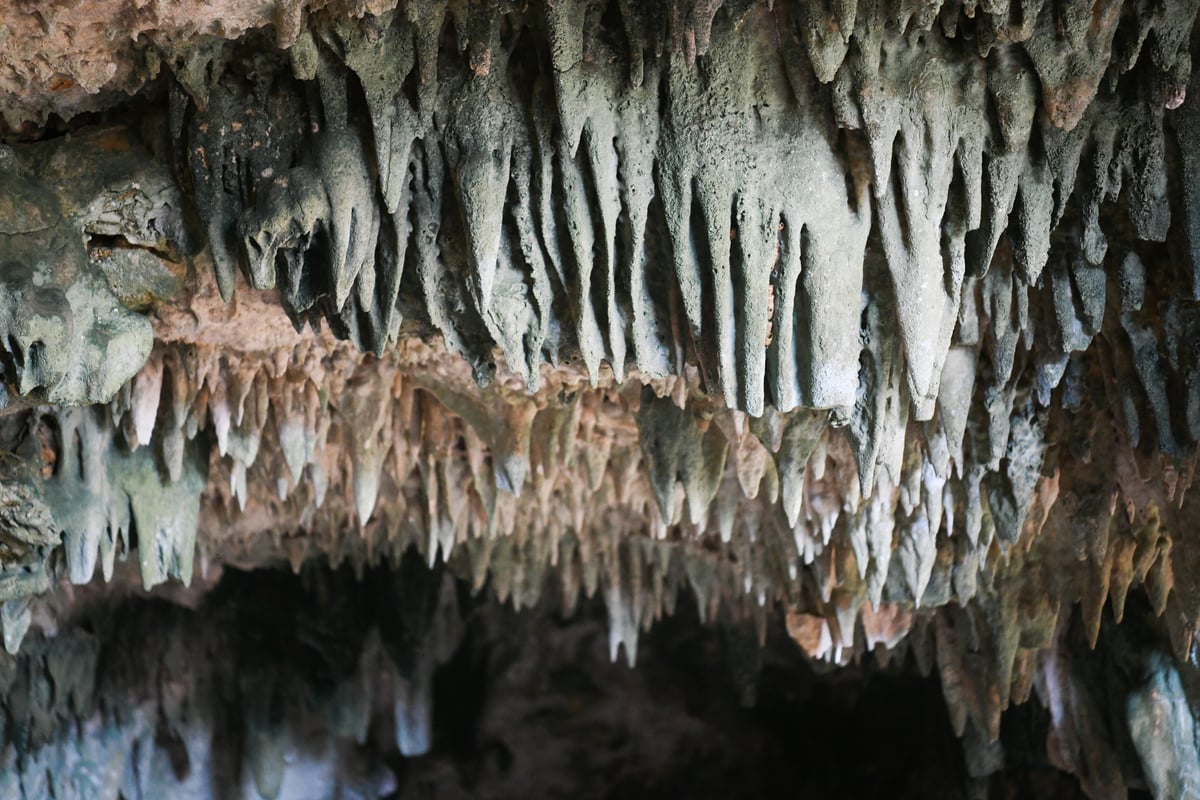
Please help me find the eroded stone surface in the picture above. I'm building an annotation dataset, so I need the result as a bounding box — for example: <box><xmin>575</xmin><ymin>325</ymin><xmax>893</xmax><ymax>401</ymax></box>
<box><xmin>0</xmin><ymin>127</ymin><xmax>186</xmax><ymax>410</ymax></box>
<box><xmin>0</xmin><ymin>0</ymin><xmax>405</xmax><ymax>129</ymax></box>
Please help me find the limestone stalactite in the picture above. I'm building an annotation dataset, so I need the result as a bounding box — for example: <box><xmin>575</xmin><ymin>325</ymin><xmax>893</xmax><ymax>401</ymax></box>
<box><xmin>2</xmin><ymin>0</ymin><xmax>1200</xmax><ymax>797</ymax></box>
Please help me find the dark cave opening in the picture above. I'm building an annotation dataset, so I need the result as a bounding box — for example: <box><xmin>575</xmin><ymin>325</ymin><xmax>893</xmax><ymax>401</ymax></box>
<box><xmin>1</xmin><ymin>556</ymin><xmax>1094</xmax><ymax>800</ymax></box>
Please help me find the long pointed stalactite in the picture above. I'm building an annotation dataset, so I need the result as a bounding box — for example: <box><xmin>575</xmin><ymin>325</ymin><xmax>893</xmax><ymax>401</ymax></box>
<box><xmin>4</xmin><ymin>0</ymin><xmax>1200</xmax><ymax>797</ymax></box>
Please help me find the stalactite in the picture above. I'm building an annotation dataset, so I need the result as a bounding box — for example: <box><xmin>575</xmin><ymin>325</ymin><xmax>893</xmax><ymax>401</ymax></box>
<box><xmin>3</xmin><ymin>0</ymin><xmax>1200</xmax><ymax>796</ymax></box>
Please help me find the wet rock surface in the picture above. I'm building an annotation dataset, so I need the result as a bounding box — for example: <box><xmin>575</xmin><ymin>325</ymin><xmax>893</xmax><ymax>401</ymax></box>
<box><xmin>2</xmin><ymin>0</ymin><xmax>1200</xmax><ymax>796</ymax></box>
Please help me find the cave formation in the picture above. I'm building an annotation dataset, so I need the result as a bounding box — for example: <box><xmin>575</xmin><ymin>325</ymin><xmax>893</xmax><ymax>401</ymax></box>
<box><xmin>2</xmin><ymin>0</ymin><xmax>1200</xmax><ymax>797</ymax></box>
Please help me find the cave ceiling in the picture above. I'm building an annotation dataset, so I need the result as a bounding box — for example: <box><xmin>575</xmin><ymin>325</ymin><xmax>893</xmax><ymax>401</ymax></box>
<box><xmin>2</xmin><ymin>0</ymin><xmax>1200</xmax><ymax>797</ymax></box>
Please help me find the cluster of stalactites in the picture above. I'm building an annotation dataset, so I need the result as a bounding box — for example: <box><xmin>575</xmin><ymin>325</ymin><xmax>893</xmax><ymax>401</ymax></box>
<box><xmin>0</xmin><ymin>0</ymin><xmax>1190</xmax><ymax>639</ymax></box>
<box><xmin>3</xmin><ymin>0</ymin><xmax>1200</xmax><ymax>794</ymax></box>
<box><xmin>0</xmin><ymin>4</ymin><xmax>1194</xmax><ymax>598</ymax></box>
<box><xmin>163</xmin><ymin>0</ymin><xmax>1200</xmax><ymax>675</ymax></box>
<box><xmin>183</xmin><ymin>0</ymin><xmax>1196</xmax><ymax>423</ymax></box>
<box><xmin>216</xmin><ymin>0</ymin><xmax>1200</xmax><ymax>659</ymax></box>
<box><xmin>17</xmin><ymin>293</ymin><xmax>1193</xmax><ymax>674</ymax></box>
